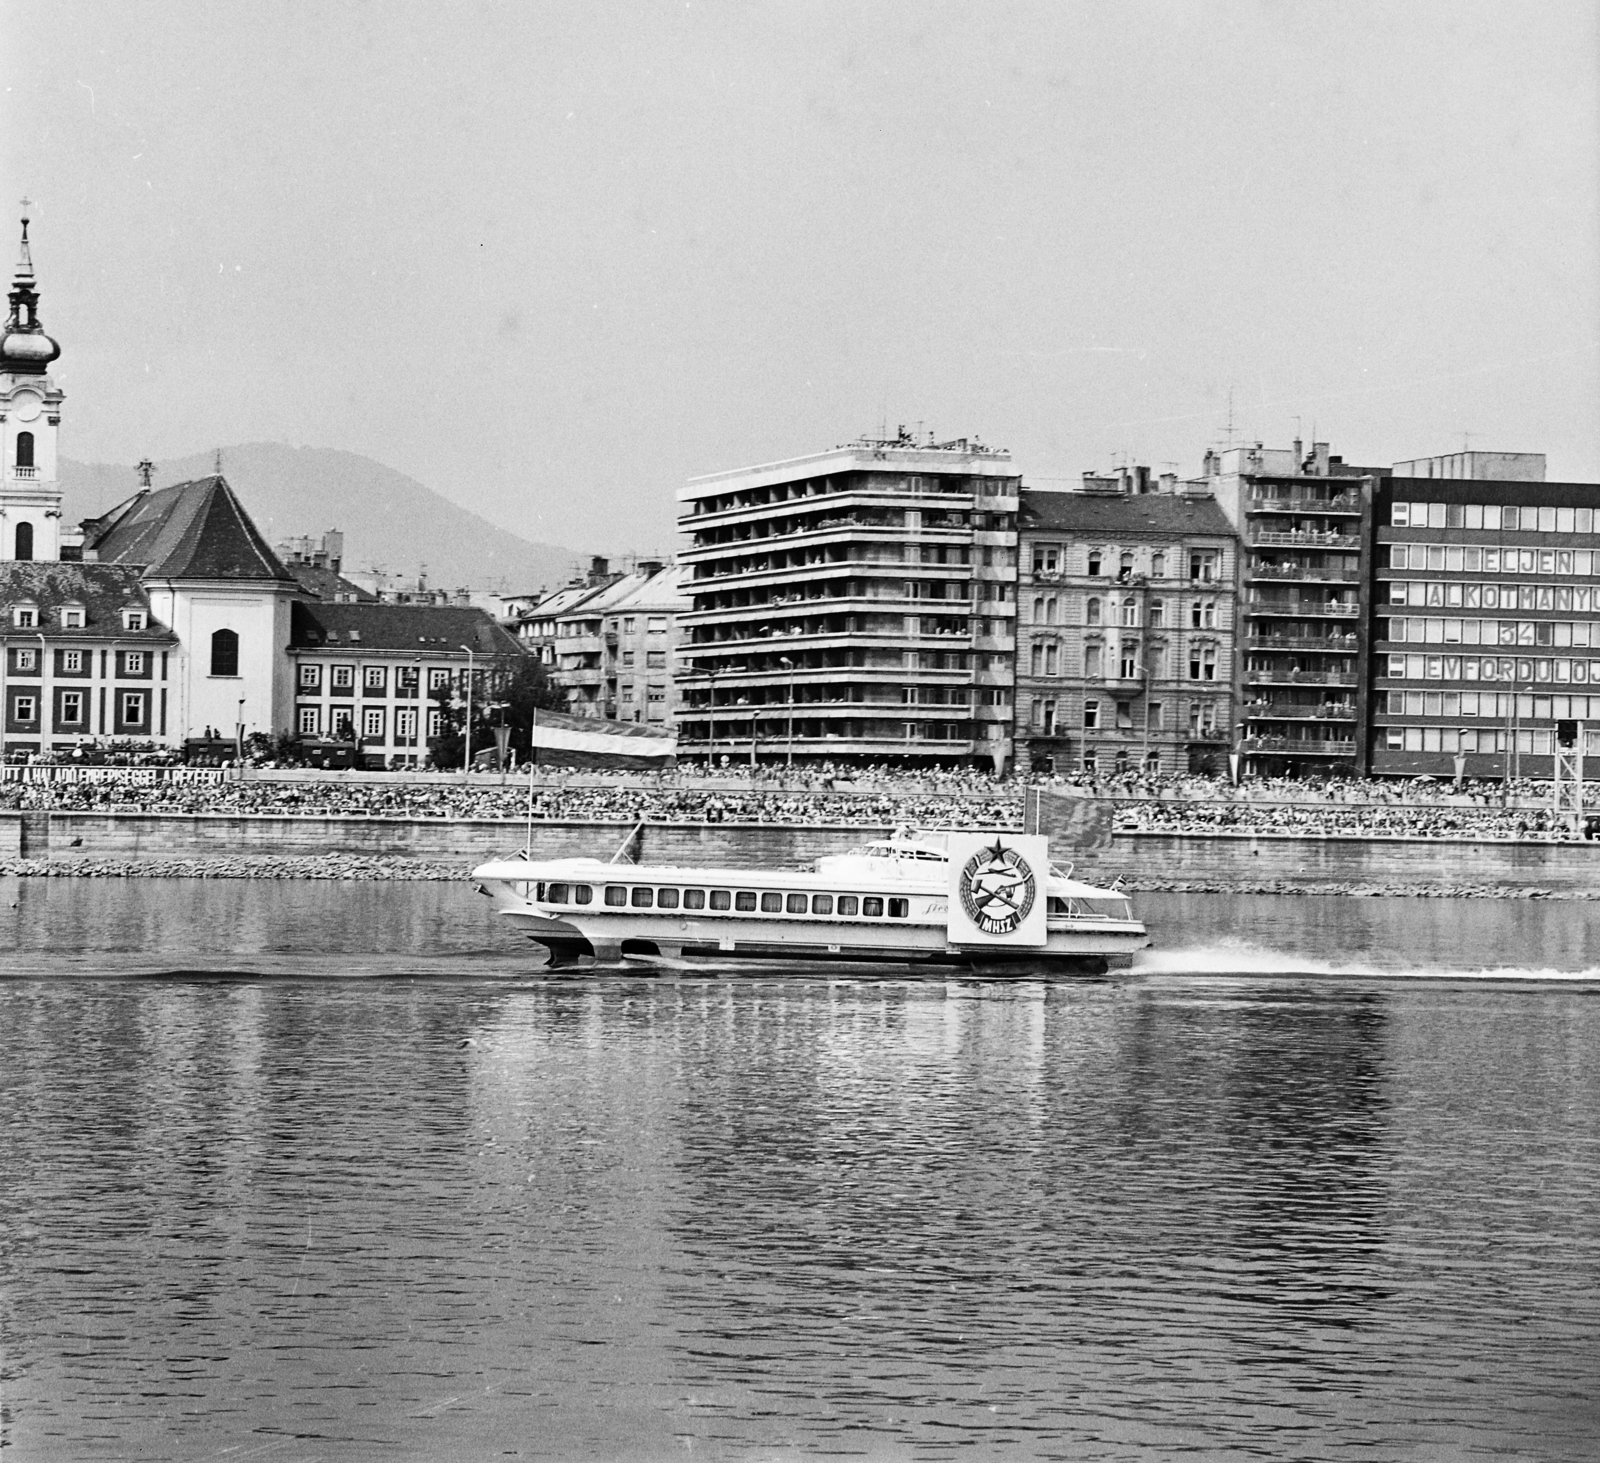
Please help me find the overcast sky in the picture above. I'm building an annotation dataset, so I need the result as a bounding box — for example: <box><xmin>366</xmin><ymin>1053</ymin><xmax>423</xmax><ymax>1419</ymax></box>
<box><xmin>3</xmin><ymin>1</ymin><xmax>1596</xmax><ymax>556</ymax></box>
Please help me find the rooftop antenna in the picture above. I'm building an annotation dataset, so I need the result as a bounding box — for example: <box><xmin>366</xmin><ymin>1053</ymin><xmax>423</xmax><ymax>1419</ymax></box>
<box><xmin>1221</xmin><ymin>389</ymin><xmax>1240</xmax><ymax>449</ymax></box>
<box><xmin>135</xmin><ymin>458</ymin><xmax>155</xmax><ymax>488</ymax></box>
<box><xmin>1459</xmin><ymin>428</ymin><xmax>1476</xmax><ymax>453</ymax></box>
<box><xmin>213</xmin><ymin>447</ymin><xmax>223</xmax><ymax>475</ymax></box>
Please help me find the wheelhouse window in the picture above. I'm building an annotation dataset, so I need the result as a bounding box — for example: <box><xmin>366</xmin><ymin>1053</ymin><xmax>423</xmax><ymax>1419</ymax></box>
<box><xmin>546</xmin><ymin>883</ymin><xmax>570</xmax><ymax>903</ymax></box>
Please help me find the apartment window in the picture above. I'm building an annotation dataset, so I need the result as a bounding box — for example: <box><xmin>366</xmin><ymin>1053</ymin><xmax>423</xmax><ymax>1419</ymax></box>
<box><xmin>1031</xmin><ymin>643</ymin><xmax>1043</xmax><ymax>675</ymax></box>
<box><xmin>429</xmin><ymin>669</ymin><xmax>451</xmax><ymax>691</ymax></box>
<box><xmin>1120</xmin><ymin>648</ymin><xmax>1140</xmax><ymax>679</ymax></box>
<box><xmin>365</xmin><ymin>665</ymin><xmax>387</xmax><ymax>692</ymax></box>
<box><xmin>1120</xmin><ymin>596</ymin><xmax>1138</xmax><ymax>627</ymax></box>
<box><xmin>1119</xmin><ymin>552</ymin><xmax>1135</xmax><ymax>580</ymax></box>
<box><xmin>122</xmin><ymin>609</ymin><xmax>146</xmax><ymax>631</ymax></box>
<box><xmin>1033</xmin><ymin>544</ymin><xmax>1059</xmax><ymax>575</ymax></box>
<box><xmin>1189</xmin><ymin>552</ymin><xmax>1216</xmax><ymax>582</ymax></box>
<box><xmin>1190</xmin><ymin>645</ymin><xmax>1217</xmax><ymax>681</ymax></box>
<box><xmin>12</xmin><ymin>648</ymin><xmax>36</xmax><ymax>673</ymax></box>
<box><xmin>363</xmin><ymin>707</ymin><xmax>385</xmax><ymax>739</ymax></box>
<box><xmin>1148</xmin><ymin>701</ymin><xmax>1164</xmax><ymax>731</ymax></box>
<box><xmin>1044</xmin><ymin>643</ymin><xmax>1057</xmax><ymax>676</ymax></box>
<box><xmin>13</xmin><ymin>606</ymin><xmax>37</xmax><ymax>629</ymax></box>
<box><xmin>61</xmin><ymin>606</ymin><xmax>84</xmax><ymax>629</ymax></box>
<box><xmin>623</xmin><ymin>617</ymin><xmax>636</xmax><ymax>634</ymax></box>
<box><xmin>1147</xmin><ymin>645</ymin><xmax>1166</xmax><ymax>679</ymax></box>
<box><xmin>298</xmin><ymin>706</ymin><xmax>321</xmax><ymax>736</ymax></box>
<box><xmin>299</xmin><ymin>664</ymin><xmax>322</xmax><ymax>691</ymax></box>
<box><xmin>1191</xmin><ymin>599</ymin><xmax>1216</xmax><ymax>629</ymax></box>
<box><xmin>1085</xmin><ymin>597</ymin><xmax>1102</xmax><ymax>626</ymax></box>
<box><xmin>1149</xmin><ymin>600</ymin><xmax>1165</xmax><ymax>628</ymax></box>
<box><xmin>121</xmin><ymin>651</ymin><xmax>147</xmax><ymax>676</ymax></box>
<box><xmin>1083</xmin><ymin>698</ymin><xmax>1099</xmax><ymax>729</ymax></box>
<box><xmin>59</xmin><ymin>691</ymin><xmax>85</xmax><ymax>724</ymax></box>
<box><xmin>1151</xmin><ymin>552</ymin><xmax>1166</xmax><ymax>578</ymax></box>
<box><xmin>119</xmin><ymin>691</ymin><xmax>146</xmax><ymax>725</ymax></box>
<box><xmin>426</xmin><ymin>706</ymin><xmax>443</xmax><ymax>737</ymax></box>
<box><xmin>622</xmin><ymin>651</ymin><xmax>635</xmax><ymax>668</ymax></box>
<box><xmin>646</xmin><ymin>651</ymin><xmax>666</xmax><ymax>669</ymax></box>
<box><xmin>1084</xmin><ymin>644</ymin><xmax>1102</xmax><ymax>678</ymax></box>
<box><xmin>61</xmin><ymin>650</ymin><xmax>83</xmax><ymax>674</ymax></box>
<box><xmin>331</xmin><ymin>664</ymin><xmax>355</xmax><ymax>691</ymax></box>
<box><xmin>647</xmin><ymin>616</ymin><xmax>667</xmax><ymax>632</ymax></box>
<box><xmin>13</xmin><ymin>694</ymin><xmax>37</xmax><ymax>723</ymax></box>
<box><xmin>397</xmin><ymin>667</ymin><xmax>419</xmax><ymax>694</ymax></box>
<box><xmin>1116</xmin><ymin>701</ymin><xmax>1133</xmax><ymax>729</ymax></box>
<box><xmin>1087</xmin><ymin>550</ymin><xmax>1103</xmax><ymax>576</ymax></box>
<box><xmin>395</xmin><ymin>708</ymin><xmax>418</xmax><ymax>741</ymax></box>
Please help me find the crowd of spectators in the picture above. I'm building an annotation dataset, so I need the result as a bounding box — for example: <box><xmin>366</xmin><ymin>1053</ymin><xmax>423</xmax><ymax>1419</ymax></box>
<box><xmin>1</xmin><ymin>762</ymin><xmax>1595</xmax><ymax>840</ymax></box>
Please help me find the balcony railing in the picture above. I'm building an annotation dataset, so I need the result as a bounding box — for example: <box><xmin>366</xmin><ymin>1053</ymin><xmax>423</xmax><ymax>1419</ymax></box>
<box><xmin>1246</xmin><ymin>599</ymin><xmax>1361</xmax><ymax>618</ymax></box>
<box><xmin>1247</xmin><ymin>632</ymin><xmax>1359</xmax><ymax>650</ymax></box>
<box><xmin>1244</xmin><ymin>702</ymin><xmax>1357</xmax><ymax>721</ymax></box>
<box><xmin>1245</xmin><ymin>670</ymin><xmax>1358</xmax><ymax>687</ymax></box>
<box><xmin>1246</xmin><ymin>492</ymin><xmax>1362</xmax><ymax>514</ymax></box>
<box><xmin>1240</xmin><ymin>735</ymin><xmax>1357</xmax><ymax>756</ymax></box>
<box><xmin>1247</xmin><ymin>563</ymin><xmax>1362</xmax><ymax>582</ymax></box>
<box><xmin>1248</xmin><ymin>530</ymin><xmax>1360</xmax><ymax>549</ymax></box>
<box><xmin>11</xmin><ymin>465</ymin><xmax>38</xmax><ymax>480</ymax></box>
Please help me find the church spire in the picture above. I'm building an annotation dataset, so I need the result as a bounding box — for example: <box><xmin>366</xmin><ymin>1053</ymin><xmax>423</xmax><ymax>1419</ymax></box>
<box><xmin>2</xmin><ymin>199</ymin><xmax>60</xmax><ymax>374</ymax></box>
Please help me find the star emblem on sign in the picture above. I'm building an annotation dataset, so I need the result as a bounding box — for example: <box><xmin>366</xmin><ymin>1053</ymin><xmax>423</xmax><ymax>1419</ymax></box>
<box><xmin>959</xmin><ymin>839</ymin><xmax>1036</xmax><ymax>935</ymax></box>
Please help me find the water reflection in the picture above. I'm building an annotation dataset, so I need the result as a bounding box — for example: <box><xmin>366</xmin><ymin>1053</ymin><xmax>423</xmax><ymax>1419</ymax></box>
<box><xmin>2</xmin><ymin>886</ymin><xmax>1599</xmax><ymax>1459</ymax></box>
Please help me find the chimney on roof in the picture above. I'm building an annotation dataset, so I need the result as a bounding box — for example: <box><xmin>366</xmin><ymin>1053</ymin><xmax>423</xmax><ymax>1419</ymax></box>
<box><xmin>588</xmin><ymin>555</ymin><xmax>610</xmax><ymax>585</ymax></box>
<box><xmin>638</xmin><ymin>558</ymin><xmax>665</xmax><ymax>577</ymax></box>
<box><xmin>324</xmin><ymin>530</ymin><xmax>343</xmax><ymax>573</ymax></box>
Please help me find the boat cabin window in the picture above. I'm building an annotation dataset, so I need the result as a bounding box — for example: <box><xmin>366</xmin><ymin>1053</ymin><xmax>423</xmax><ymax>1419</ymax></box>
<box><xmin>631</xmin><ymin>887</ymin><xmax>654</xmax><ymax>908</ymax></box>
<box><xmin>760</xmin><ymin>893</ymin><xmax>782</xmax><ymax>913</ymax></box>
<box><xmin>888</xmin><ymin>898</ymin><xmax>908</xmax><ymax>918</ymax></box>
<box><xmin>710</xmin><ymin>890</ymin><xmax>731</xmax><ymax>910</ymax></box>
<box><xmin>658</xmin><ymin>888</ymin><xmax>679</xmax><ymax>909</ymax></box>
<box><xmin>683</xmin><ymin>889</ymin><xmax>706</xmax><ymax>909</ymax></box>
<box><xmin>735</xmin><ymin>892</ymin><xmax>757</xmax><ymax>912</ymax></box>
<box><xmin>862</xmin><ymin>897</ymin><xmax>884</xmax><ymax>917</ymax></box>
<box><xmin>605</xmin><ymin>886</ymin><xmax>627</xmax><ymax>907</ymax></box>
<box><xmin>573</xmin><ymin>885</ymin><xmax>593</xmax><ymax>905</ymax></box>
<box><xmin>534</xmin><ymin>881</ymin><xmax>546</xmax><ymax>899</ymax></box>
<box><xmin>785</xmin><ymin>894</ymin><xmax>807</xmax><ymax>914</ymax></box>
<box><xmin>837</xmin><ymin>895</ymin><xmax>859</xmax><ymax>915</ymax></box>
<box><xmin>546</xmin><ymin>882</ymin><xmax>569</xmax><ymax>903</ymax></box>
<box><xmin>811</xmin><ymin>894</ymin><xmax>833</xmax><ymax>915</ymax></box>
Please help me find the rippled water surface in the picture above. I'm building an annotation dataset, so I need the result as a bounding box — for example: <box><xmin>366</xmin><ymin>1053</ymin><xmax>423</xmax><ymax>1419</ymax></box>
<box><xmin>3</xmin><ymin>879</ymin><xmax>1599</xmax><ymax>1460</ymax></box>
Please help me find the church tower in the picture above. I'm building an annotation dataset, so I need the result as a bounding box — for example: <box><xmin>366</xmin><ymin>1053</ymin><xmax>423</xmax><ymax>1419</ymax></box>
<box><xmin>0</xmin><ymin>201</ymin><xmax>66</xmax><ymax>561</ymax></box>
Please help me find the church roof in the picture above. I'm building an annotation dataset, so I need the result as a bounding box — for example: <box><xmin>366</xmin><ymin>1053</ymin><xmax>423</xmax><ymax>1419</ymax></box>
<box><xmin>83</xmin><ymin>475</ymin><xmax>297</xmax><ymax>582</ymax></box>
<box><xmin>289</xmin><ymin>601</ymin><xmax>523</xmax><ymax>656</ymax></box>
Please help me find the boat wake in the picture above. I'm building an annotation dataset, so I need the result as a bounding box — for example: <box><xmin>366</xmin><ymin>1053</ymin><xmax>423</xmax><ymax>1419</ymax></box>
<box><xmin>1133</xmin><ymin>940</ymin><xmax>1600</xmax><ymax>983</ymax></box>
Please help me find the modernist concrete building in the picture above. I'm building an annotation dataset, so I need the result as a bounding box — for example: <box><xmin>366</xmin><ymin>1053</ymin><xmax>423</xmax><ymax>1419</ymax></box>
<box><xmin>674</xmin><ymin>433</ymin><xmax>1018</xmax><ymax>767</ymax></box>
<box><xmin>1369</xmin><ymin>452</ymin><xmax>1600</xmax><ymax>780</ymax></box>
<box><xmin>1013</xmin><ymin>471</ymin><xmax>1237</xmax><ymax>776</ymax></box>
<box><xmin>1205</xmin><ymin>441</ymin><xmax>1384</xmax><ymax>778</ymax></box>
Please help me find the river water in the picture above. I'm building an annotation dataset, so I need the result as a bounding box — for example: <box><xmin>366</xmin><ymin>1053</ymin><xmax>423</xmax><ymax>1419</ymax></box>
<box><xmin>2</xmin><ymin>878</ymin><xmax>1598</xmax><ymax>1461</ymax></box>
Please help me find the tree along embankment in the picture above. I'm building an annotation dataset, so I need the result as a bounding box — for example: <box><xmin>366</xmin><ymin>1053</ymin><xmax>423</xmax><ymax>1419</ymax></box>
<box><xmin>0</xmin><ymin>811</ymin><xmax>1595</xmax><ymax>896</ymax></box>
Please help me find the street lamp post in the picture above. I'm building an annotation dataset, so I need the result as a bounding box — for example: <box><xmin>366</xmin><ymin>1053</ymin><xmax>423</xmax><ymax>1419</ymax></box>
<box><xmin>236</xmin><ymin>695</ymin><xmax>246</xmax><ymax>764</ymax></box>
<box><xmin>458</xmin><ymin>644</ymin><xmax>476</xmax><ymax>775</ymax></box>
<box><xmin>779</xmin><ymin>656</ymin><xmax>795</xmax><ymax>770</ymax></box>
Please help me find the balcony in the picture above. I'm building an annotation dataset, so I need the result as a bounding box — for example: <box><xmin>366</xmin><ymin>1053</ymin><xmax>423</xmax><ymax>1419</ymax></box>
<box><xmin>1247</xmin><ymin>632</ymin><xmax>1359</xmax><ymax>651</ymax></box>
<box><xmin>1245</xmin><ymin>491</ymin><xmax>1362</xmax><ymax>514</ymax></box>
<box><xmin>1246</xmin><ymin>599</ymin><xmax>1360</xmax><ymax>618</ymax></box>
<box><xmin>1245</xmin><ymin>669</ymin><xmax>1358</xmax><ymax>687</ymax></box>
<box><xmin>1244</xmin><ymin>702</ymin><xmax>1357</xmax><ymax>721</ymax></box>
<box><xmin>11</xmin><ymin>465</ymin><xmax>38</xmax><ymax>480</ymax></box>
<box><xmin>1241</xmin><ymin>735</ymin><xmax>1357</xmax><ymax>757</ymax></box>
<box><xmin>1247</xmin><ymin>563</ymin><xmax>1361</xmax><ymax>583</ymax></box>
<box><xmin>1248</xmin><ymin>530</ymin><xmax>1360</xmax><ymax>549</ymax></box>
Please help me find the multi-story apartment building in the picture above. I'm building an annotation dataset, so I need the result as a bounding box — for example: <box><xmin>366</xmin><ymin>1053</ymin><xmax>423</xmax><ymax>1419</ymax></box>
<box><xmin>1206</xmin><ymin>441</ymin><xmax>1384</xmax><ymax>778</ymax></box>
<box><xmin>1014</xmin><ymin>471</ymin><xmax>1237</xmax><ymax>776</ymax></box>
<box><xmin>513</xmin><ymin>557</ymin><xmax>687</xmax><ymax>722</ymax></box>
<box><xmin>1369</xmin><ymin>452</ymin><xmax>1600</xmax><ymax>779</ymax></box>
<box><xmin>675</xmin><ymin>434</ymin><xmax>1018</xmax><ymax>767</ymax></box>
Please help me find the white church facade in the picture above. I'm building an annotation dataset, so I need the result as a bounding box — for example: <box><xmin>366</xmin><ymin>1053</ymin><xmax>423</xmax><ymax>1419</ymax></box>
<box><xmin>0</xmin><ymin>207</ymin><xmax>519</xmax><ymax>761</ymax></box>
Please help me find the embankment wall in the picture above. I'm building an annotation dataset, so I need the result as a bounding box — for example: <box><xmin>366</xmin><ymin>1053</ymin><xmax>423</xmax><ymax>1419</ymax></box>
<box><xmin>1</xmin><ymin>811</ymin><xmax>1596</xmax><ymax>890</ymax></box>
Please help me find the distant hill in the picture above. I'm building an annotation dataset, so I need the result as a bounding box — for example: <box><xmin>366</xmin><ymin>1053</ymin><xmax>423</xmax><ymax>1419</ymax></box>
<box><xmin>60</xmin><ymin>443</ymin><xmax>586</xmax><ymax>595</ymax></box>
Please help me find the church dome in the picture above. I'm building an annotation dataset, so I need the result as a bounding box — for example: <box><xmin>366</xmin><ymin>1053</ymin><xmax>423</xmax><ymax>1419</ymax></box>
<box><xmin>0</xmin><ymin>328</ymin><xmax>59</xmax><ymax>370</ymax></box>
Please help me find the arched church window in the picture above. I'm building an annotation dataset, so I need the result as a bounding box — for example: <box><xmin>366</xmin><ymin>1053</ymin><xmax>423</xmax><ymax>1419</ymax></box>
<box><xmin>15</xmin><ymin>432</ymin><xmax>33</xmax><ymax>468</ymax></box>
<box><xmin>210</xmin><ymin>629</ymin><xmax>240</xmax><ymax>677</ymax></box>
<box><xmin>14</xmin><ymin>521</ymin><xmax>33</xmax><ymax>561</ymax></box>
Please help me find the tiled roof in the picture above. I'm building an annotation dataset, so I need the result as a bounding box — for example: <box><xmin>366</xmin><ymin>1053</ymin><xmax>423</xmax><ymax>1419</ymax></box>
<box><xmin>84</xmin><ymin>475</ymin><xmax>298</xmax><ymax>582</ymax></box>
<box><xmin>0</xmin><ymin>562</ymin><xmax>176</xmax><ymax>641</ymax></box>
<box><xmin>290</xmin><ymin>601</ymin><xmax>524</xmax><ymax>656</ymax></box>
<box><xmin>1021</xmin><ymin>489</ymin><xmax>1234</xmax><ymax>536</ymax></box>
<box><xmin>604</xmin><ymin>563</ymin><xmax>691</xmax><ymax>615</ymax></box>
<box><xmin>286</xmin><ymin>563</ymin><xmax>377</xmax><ymax>602</ymax></box>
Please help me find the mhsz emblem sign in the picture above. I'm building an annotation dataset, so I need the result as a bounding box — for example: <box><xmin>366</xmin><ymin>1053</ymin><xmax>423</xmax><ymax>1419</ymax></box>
<box><xmin>945</xmin><ymin>833</ymin><xmax>1050</xmax><ymax>947</ymax></box>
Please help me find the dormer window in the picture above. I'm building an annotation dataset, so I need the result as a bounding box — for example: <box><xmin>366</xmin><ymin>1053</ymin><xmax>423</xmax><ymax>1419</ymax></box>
<box><xmin>13</xmin><ymin>604</ymin><xmax>37</xmax><ymax>629</ymax></box>
<box><xmin>60</xmin><ymin>603</ymin><xmax>85</xmax><ymax>629</ymax></box>
<box><xmin>122</xmin><ymin>608</ymin><xmax>147</xmax><ymax>631</ymax></box>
